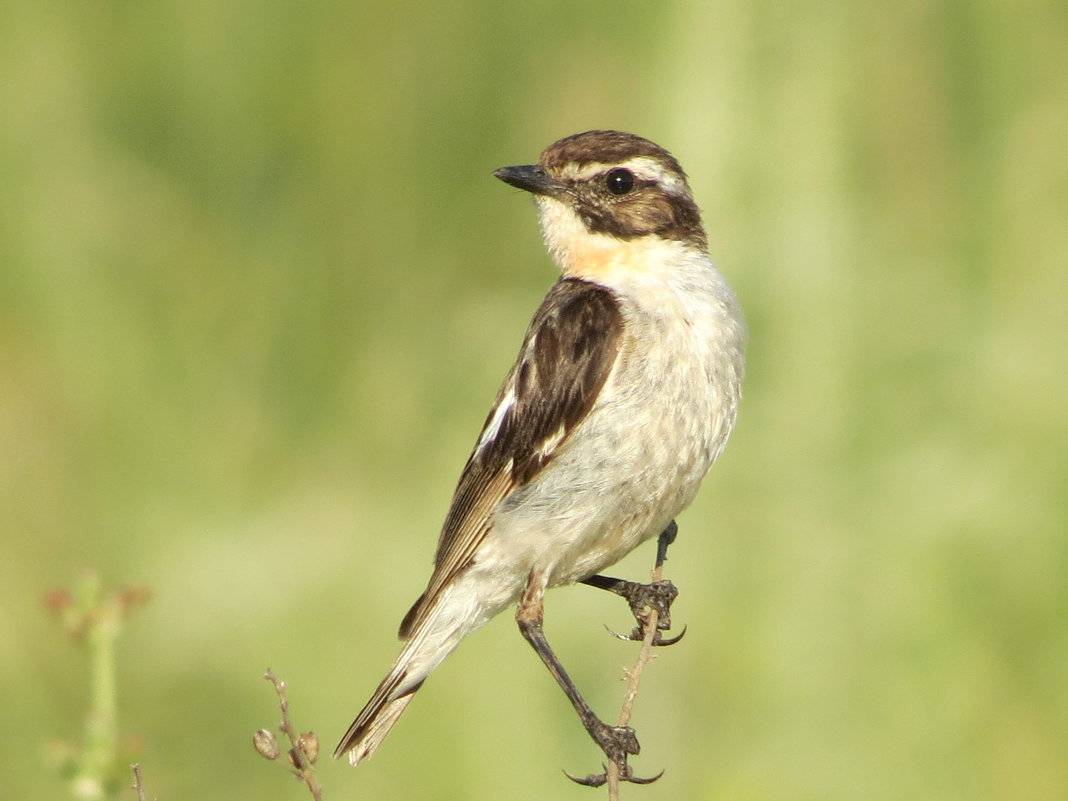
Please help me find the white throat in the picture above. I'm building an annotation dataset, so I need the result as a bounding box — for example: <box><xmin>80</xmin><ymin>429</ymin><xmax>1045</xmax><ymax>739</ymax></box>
<box><xmin>534</xmin><ymin>196</ymin><xmax>706</xmax><ymax>290</ymax></box>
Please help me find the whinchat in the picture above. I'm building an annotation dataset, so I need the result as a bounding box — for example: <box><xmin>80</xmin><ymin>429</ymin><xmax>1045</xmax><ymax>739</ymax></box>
<box><xmin>335</xmin><ymin>130</ymin><xmax>746</xmax><ymax>783</ymax></box>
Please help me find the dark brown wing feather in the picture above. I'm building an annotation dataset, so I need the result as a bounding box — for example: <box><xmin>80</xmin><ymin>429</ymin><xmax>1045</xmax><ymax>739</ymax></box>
<box><xmin>398</xmin><ymin>278</ymin><xmax>623</xmax><ymax>638</ymax></box>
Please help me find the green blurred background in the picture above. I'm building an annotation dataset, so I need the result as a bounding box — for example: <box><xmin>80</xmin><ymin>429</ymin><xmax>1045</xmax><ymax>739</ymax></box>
<box><xmin>2</xmin><ymin>0</ymin><xmax>1066</xmax><ymax>798</ymax></box>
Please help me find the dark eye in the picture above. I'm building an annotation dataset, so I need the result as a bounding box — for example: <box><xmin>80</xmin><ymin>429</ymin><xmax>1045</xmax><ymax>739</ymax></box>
<box><xmin>605</xmin><ymin>168</ymin><xmax>635</xmax><ymax>195</ymax></box>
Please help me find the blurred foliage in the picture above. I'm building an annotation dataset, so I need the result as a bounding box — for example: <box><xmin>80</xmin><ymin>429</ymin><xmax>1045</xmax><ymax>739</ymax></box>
<box><xmin>2</xmin><ymin>0</ymin><xmax>1066</xmax><ymax>799</ymax></box>
<box><xmin>41</xmin><ymin>574</ymin><xmax>150</xmax><ymax>800</ymax></box>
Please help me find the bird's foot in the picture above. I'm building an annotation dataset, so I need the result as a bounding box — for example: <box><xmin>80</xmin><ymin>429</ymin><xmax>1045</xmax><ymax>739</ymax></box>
<box><xmin>563</xmin><ymin>721</ymin><xmax>663</xmax><ymax>787</ymax></box>
<box><xmin>598</xmin><ymin>577</ymin><xmax>685</xmax><ymax>646</ymax></box>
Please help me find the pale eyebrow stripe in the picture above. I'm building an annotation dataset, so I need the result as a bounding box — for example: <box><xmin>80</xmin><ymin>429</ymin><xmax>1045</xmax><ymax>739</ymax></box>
<box><xmin>560</xmin><ymin>157</ymin><xmax>686</xmax><ymax>193</ymax></box>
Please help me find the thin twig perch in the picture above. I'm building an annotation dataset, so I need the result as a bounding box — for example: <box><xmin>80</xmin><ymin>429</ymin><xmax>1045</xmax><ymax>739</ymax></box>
<box><xmin>605</xmin><ymin>559</ymin><xmax>668</xmax><ymax>801</ymax></box>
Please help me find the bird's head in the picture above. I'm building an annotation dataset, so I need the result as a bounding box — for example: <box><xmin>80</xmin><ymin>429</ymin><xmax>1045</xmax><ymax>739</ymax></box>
<box><xmin>494</xmin><ymin>130</ymin><xmax>707</xmax><ymax>281</ymax></box>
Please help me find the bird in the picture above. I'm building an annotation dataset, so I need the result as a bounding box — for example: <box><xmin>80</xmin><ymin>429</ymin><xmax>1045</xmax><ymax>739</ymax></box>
<box><xmin>334</xmin><ymin>130</ymin><xmax>746</xmax><ymax>782</ymax></box>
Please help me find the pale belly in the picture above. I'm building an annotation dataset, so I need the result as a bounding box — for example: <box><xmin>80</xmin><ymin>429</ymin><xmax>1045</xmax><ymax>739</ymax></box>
<box><xmin>477</xmin><ymin>326</ymin><xmax>737</xmax><ymax>591</ymax></box>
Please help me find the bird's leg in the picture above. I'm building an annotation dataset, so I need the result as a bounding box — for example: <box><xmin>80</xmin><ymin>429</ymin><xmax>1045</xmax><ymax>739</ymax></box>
<box><xmin>654</xmin><ymin>519</ymin><xmax>678</xmax><ymax>570</ymax></box>
<box><xmin>516</xmin><ymin>570</ymin><xmax>660</xmax><ymax>786</ymax></box>
<box><xmin>581</xmin><ymin>521</ymin><xmax>686</xmax><ymax>646</ymax></box>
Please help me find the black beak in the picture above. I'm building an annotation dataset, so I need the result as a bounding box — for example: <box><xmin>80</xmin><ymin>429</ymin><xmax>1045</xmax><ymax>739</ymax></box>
<box><xmin>493</xmin><ymin>164</ymin><xmax>567</xmax><ymax>197</ymax></box>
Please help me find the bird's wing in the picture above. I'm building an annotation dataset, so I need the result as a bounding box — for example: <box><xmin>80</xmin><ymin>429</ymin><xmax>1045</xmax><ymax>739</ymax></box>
<box><xmin>398</xmin><ymin>278</ymin><xmax>624</xmax><ymax>638</ymax></box>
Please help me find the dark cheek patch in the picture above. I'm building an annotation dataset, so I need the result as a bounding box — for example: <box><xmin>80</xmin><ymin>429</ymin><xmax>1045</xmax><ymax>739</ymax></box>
<box><xmin>580</xmin><ymin>193</ymin><xmax>705</xmax><ymax>248</ymax></box>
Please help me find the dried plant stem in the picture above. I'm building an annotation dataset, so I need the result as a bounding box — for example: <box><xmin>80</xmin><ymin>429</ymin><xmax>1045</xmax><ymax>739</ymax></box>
<box><xmin>131</xmin><ymin>764</ymin><xmax>149</xmax><ymax>801</ymax></box>
<box><xmin>264</xmin><ymin>670</ymin><xmax>323</xmax><ymax>801</ymax></box>
<box><xmin>605</xmin><ymin>561</ymin><xmax>666</xmax><ymax>801</ymax></box>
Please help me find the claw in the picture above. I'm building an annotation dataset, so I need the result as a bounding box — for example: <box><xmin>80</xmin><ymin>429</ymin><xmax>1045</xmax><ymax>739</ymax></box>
<box><xmin>564</xmin><ymin>766</ymin><xmax>609</xmax><ymax>787</ymax></box>
<box><xmin>604</xmin><ymin>624</ymin><xmax>633</xmax><ymax>642</ymax></box>
<box><xmin>628</xmin><ymin>769</ymin><xmax>666</xmax><ymax>785</ymax></box>
<box><xmin>563</xmin><ymin>766</ymin><xmax>666</xmax><ymax>787</ymax></box>
<box><xmin>652</xmin><ymin>624</ymin><xmax>687</xmax><ymax>647</ymax></box>
<box><xmin>604</xmin><ymin>622</ymin><xmax>687</xmax><ymax>646</ymax></box>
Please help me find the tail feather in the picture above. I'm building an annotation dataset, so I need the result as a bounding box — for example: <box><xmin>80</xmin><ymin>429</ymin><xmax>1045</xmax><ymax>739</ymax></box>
<box><xmin>335</xmin><ymin>579</ymin><xmax>492</xmax><ymax>764</ymax></box>
<box><xmin>334</xmin><ymin>683</ymin><xmax>421</xmax><ymax>765</ymax></box>
<box><xmin>334</xmin><ymin>592</ymin><xmax>461</xmax><ymax>764</ymax></box>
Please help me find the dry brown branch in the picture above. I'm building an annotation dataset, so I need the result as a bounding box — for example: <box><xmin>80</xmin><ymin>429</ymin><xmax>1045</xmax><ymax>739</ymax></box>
<box><xmin>605</xmin><ymin>559</ymin><xmax>668</xmax><ymax>801</ymax></box>
<box><xmin>130</xmin><ymin>764</ymin><xmax>151</xmax><ymax>801</ymax></box>
<box><xmin>257</xmin><ymin>669</ymin><xmax>323</xmax><ymax>801</ymax></box>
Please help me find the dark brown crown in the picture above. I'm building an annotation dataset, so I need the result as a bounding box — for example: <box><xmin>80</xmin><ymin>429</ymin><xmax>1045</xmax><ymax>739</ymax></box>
<box><xmin>539</xmin><ymin>131</ymin><xmax>686</xmax><ymax>177</ymax></box>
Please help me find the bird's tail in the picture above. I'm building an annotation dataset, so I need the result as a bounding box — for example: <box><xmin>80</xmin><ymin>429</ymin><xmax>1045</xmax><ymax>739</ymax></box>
<box><xmin>333</xmin><ymin>667</ymin><xmax>423</xmax><ymax>765</ymax></box>
<box><xmin>334</xmin><ymin>588</ymin><xmax>478</xmax><ymax>765</ymax></box>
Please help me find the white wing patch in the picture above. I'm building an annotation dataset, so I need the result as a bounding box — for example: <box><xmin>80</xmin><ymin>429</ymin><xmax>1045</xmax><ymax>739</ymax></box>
<box><xmin>475</xmin><ymin>384</ymin><xmax>516</xmax><ymax>457</ymax></box>
<box><xmin>535</xmin><ymin>424</ymin><xmax>568</xmax><ymax>459</ymax></box>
